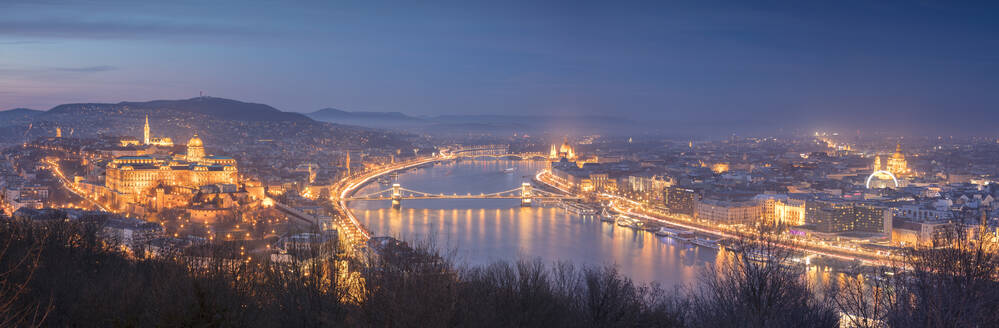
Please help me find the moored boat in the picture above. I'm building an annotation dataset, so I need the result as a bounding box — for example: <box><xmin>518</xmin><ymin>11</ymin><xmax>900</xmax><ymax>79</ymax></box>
<box><xmin>691</xmin><ymin>238</ymin><xmax>718</xmax><ymax>249</ymax></box>
<box><xmin>675</xmin><ymin>231</ymin><xmax>696</xmax><ymax>242</ymax></box>
<box><xmin>599</xmin><ymin>208</ymin><xmax>615</xmax><ymax>222</ymax></box>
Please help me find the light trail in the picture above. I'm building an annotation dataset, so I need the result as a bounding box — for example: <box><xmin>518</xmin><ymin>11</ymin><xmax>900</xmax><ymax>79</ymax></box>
<box><xmin>335</xmin><ymin>157</ymin><xmax>442</xmax><ymax>244</ymax></box>
<box><xmin>535</xmin><ymin>170</ymin><xmax>888</xmax><ymax>266</ymax></box>
<box><xmin>44</xmin><ymin>159</ymin><xmax>109</xmax><ymax>212</ymax></box>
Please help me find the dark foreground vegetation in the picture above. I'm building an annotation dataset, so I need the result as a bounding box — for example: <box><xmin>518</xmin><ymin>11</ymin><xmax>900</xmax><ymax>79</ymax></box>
<box><xmin>1</xmin><ymin>217</ymin><xmax>997</xmax><ymax>328</ymax></box>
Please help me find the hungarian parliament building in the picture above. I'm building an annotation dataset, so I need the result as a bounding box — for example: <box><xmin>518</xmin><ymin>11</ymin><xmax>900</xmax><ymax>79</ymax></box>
<box><xmin>104</xmin><ymin>117</ymin><xmax>238</xmax><ymax>207</ymax></box>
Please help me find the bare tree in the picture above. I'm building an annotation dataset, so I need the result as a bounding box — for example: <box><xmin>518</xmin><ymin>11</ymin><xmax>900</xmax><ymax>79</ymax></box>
<box><xmin>0</xmin><ymin>221</ymin><xmax>51</xmax><ymax>328</ymax></box>
<box><xmin>829</xmin><ymin>223</ymin><xmax>999</xmax><ymax>328</ymax></box>
<box><xmin>687</xmin><ymin>224</ymin><xmax>838</xmax><ymax>328</ymax></box>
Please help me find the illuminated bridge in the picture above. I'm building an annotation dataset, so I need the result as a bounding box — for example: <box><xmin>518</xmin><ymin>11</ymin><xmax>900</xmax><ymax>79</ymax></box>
<box><xmin>345</xmin><ymin>182</ymin><xmax>578</xmax><ymax>208</ymax></box>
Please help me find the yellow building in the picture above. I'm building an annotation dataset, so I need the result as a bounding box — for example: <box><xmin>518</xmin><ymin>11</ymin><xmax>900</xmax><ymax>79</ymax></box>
<box><xmin>106</xmin><ymin>134</ymin><xmax>237</xmax><ymax>206</ymax></box>
<box><xmin>549</xmin><ymin>137</ymin><xmax>576</xmax><ymax>160</ymax></box>
<box><xmin>548</xmin><ymin>138</ymin><xmax>599</xmax><ymax>169</ymax></box>
<box><xmin>695</xmin><ymin>198</ymin><xmax>761</xmax><ymax>225</ymax></box>
<box><xmin>756</xmin><ymin>195</ymin><xmax>806</xmax><ymax>226</ymax></box>
<box><xmin>143</xmin><ymin>115</ymin><xmax>174</xmax><ymax>147</ymax></box>
<box><xmin>886</xmin><ymin>142</ymin><xmax>910</xmax><ymax>176</ymax></box>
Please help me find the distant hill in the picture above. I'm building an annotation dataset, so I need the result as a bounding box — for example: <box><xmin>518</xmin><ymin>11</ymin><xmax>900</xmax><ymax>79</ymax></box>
<box><xmin>49</xmin><ymin>97</ymin><xmax>311</xmax><ymax>122</ymax></box>
<box><xmin>0</xmin><ymin>108</ymin><xmax>44</xmax><ymax>123</ymax></box>
<box><xmin>308</xmin><ymin>108</ymin><xmax>421</xmax><ymax>124</ymax></box>
<box><xmin>0</xmin><ymin>98</ymin><xmax>414</xmax><ymax>150</ymax></box>
<box><xmin>308</xmin><ymin>107</ymin><xmax>643</xmax><ymax>135</ymax></box>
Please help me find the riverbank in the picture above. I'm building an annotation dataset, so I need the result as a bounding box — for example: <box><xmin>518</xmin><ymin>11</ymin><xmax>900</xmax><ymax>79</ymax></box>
<box><xmin>532</xmin><ymin>169</ymin><xmax>889</xmax><ymax>266</ymax></box>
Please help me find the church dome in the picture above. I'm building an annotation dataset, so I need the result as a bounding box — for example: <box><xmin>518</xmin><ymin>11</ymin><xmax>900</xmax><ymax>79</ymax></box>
<box><xmin>892</xmin><ymin>143</ymin><xmax>905</xmax><ymax>160</ymax></box>
<box><xmin>188</xmin><ymin>134</ymin><xmax>204</xmax><ymax>147</ymax></box>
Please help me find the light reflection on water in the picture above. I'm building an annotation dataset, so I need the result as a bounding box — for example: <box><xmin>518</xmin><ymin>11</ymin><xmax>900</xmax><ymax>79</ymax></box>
<box><xmin>348</xmin><ymin>159</ymin><xmax>718</xmax><ymax>287</ymax></box>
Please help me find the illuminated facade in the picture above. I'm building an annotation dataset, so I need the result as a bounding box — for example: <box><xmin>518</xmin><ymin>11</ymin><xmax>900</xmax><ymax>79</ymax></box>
<box><xmin>695</xmin><ymin>198</ymin><xmax>761</xmax><ymax>225</ymax></box>
<box><xmin>106</xmin><ymin>134</ymin><xmax>237</xmax><ymax>205</ymax></box>
<box><xmin>665</xmin><ymin>186</ymin><xmax>699</xmax><ymax>217</ymax></box>
<box><xmin>710</xmin><ymin>163</ymin><xmax>729</xmax><ymax>174</ymax></box>
<box><xmin>143</xmin><ymin>115</ymin><xmax>174</xmax><ymax>147</ymax></box>
<box><xmin>119</xmin><ymin>137</ymin><xmax>141</xmax><ymax>147</ymax></box>
<box><xmin>806</xmin><ymin>200</ymin><xmax>891</xmax><ymax>234</ymax></box>
<box><xmin>186</xmin><ymin>134</ymin><xmax>205</xmax><ymax>162</ymax></box>
<box><xmin>549</xmin><ymin>137</ymin><xmax>576</xmax><ymax>160</ymax></box>
<box><xmin>756</xmin><ymin>195</ymin><xmax>806</xmax><ymax>226</ymax></box>
<box><xmin>886</xmin><ymin>143</ymin><xmax>910</xmax><ymax>176</ymax></box>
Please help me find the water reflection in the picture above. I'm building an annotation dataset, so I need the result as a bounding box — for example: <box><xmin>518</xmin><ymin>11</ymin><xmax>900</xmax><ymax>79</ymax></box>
<box><xmin>348</xmin><ymin>159</ymin><xmax>716</xmax><ymax>286</ymax></box>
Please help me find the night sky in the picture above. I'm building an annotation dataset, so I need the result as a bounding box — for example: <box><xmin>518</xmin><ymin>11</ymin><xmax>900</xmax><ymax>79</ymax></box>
<box><xmin>2</xmin><ymin>0</ymin><xmax>996</xmax><ymax>135</ymax></box>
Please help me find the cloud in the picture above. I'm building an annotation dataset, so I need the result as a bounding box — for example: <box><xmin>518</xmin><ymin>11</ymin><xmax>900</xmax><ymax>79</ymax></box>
<box><xmin>0</xmin><ymin>19</ymin><xmax>267</xmax><ymax>41</ymax></box>
<box><xmin>53</xmin><ymin>65</ymin><xmax>117</xmax><ymax>72</ymax></box>
<box><xmin>0</xmin><ymin>40</ymin><xmax>47</xmax><ymax>45</ymax></box>
<box><xmin>0</xmin><ymin>65</ymin><xmax>118</xmax><ymax>77</ymax></box>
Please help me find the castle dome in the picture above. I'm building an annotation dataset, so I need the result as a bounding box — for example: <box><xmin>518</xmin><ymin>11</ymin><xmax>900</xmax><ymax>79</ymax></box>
<box><xmin>188</xmin><ymin>134</ymin><xmax>204</xmax><ymax>147</ymax></box>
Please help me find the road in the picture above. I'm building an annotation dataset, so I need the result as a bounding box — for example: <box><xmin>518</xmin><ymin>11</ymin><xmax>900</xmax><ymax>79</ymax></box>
<box><xmin>534</xmin><ymin>169</ymin><xmax>894</xmax><ymax>266</ymax></box>
<box><xmin>330</xmin><ymin>156</ymin><xmax>443</xmax><ymax>247</ymax></box>
<box><xmin>43</xmin><ymin>159</ymin><xmax>109</xmax><ymax>212</ymax></box>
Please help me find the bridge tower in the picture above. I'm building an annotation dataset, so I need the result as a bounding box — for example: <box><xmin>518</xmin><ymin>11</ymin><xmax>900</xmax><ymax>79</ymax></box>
<box><xmin>391</xmin><ymin>183</ymin><xmax>402</xmax><ymax>209</ymax></box>
<box><xmin>521</xmin><ymin>182</ymin><xmax>532</xmax><ymax>207</ymax></box>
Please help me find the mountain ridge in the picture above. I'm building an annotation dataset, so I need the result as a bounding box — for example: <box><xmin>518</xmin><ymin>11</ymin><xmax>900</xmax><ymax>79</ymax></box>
<box><xmin>309</xmin><ymin>108</ymin><xmax>419</xmax><ymax>121</ymax></box>
<box><xmin>46</xmin><ymin>97</ymin><xmax>311</xmax><ymax>122</ymax></box>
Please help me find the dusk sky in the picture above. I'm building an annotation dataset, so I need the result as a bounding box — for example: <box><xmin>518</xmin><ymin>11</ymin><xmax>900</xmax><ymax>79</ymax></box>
<box><xmin>2</xmin><ymin>0</ymin><xmax>997</xmax><ymax>134</ymax></box>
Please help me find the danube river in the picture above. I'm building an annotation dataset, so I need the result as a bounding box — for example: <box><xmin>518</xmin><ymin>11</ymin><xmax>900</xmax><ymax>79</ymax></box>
<box><xmin>347</xmin><ymin>159</ymin><xmax>726</xmax><ymax>287</ymax></box>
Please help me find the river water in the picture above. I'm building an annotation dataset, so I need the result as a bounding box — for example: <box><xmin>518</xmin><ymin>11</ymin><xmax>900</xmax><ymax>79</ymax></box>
<box><xmin>346</xmin><ymin>159</ymin><xmax>736</xmax><ymax>287</ymax></box>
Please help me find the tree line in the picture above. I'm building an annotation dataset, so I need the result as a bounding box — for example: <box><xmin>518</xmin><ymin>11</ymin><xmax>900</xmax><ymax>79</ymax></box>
<box><xmin>0</xmin><ymin>215</ymin><xmax>996</xmax><ymax>328</ymax></box>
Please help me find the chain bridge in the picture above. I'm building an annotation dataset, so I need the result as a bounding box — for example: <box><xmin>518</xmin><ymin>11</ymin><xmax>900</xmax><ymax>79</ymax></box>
<box><xmin>344</xmin><ymin>182</ymin><xmax>578</xmax><ymax>208</ymax></box>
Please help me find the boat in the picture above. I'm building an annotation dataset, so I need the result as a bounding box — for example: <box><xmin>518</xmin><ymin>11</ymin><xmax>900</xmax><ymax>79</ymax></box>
<box><xmin>503</xmin><ymin>168</ymin><xmax>516</xmax><ymax>173</ymax></box>
<box><xmin>563</xmin><ymin>201</ymin><xmax>598</xmax><ymax>216</ymax></box>
<box><xmin>616</xmin><ymin>216</ymin><xmax>633</xmax><ymax>227</ymax></box>
<box><xmin>691</xmin><ymin>238</ymin><xmax>718</xmax><ymax>249</ymax></box>
<box><xmin>629</xmin><ymin>220</ymin><xmax>645</xmax><ymax>230</ymax></box>
<box><xmin>599</xmin><ymin>208</ymin><xmax>615</xmax><ymax>222</ymax></box>
<box><xmin>654</xmin><ymin>227</ymin><xmax>692</xmax><ymax>239</ymax></box>
<box><xmin>675</xmin><ymin>231</ymin><xmax>696</xmax><ymax>242</ymax></box>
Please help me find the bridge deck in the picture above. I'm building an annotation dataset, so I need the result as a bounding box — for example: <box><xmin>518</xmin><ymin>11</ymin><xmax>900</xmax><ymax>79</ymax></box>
<box><xmin>346</xmin><ymin>196</ymin><xmax>578</xmax><ymax>201</ymax></box>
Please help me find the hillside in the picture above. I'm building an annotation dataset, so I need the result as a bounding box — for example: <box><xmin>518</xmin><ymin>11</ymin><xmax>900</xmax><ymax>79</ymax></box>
<box><xmin>307</xmin><ymin>108</ymin><xmax>421</xmax><ymax>125</ymax></box>
<box><xmin>0</xmin><ymin>108</ymin><xmax>44</xmax><ymax>123</ymax></box>
<box><xmin>48</xmin><ymin>97</ymin><xmax>310</xmax><ymax>122</ymax></box>
<box><xmin>0</xmin><ymin>98</ymin><xmax>411</xmax><ymax>151</ymax></box>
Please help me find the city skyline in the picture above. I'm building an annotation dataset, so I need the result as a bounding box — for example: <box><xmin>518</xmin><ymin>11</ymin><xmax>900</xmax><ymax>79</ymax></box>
<box><xmin>3</xmin><ymin>2</ymin><xmax>999</xmax><ymax>326</ymax></box>
<box><xmin>2</xmin><ymin>1</ymin><xmax>998</xmax><ymax>135</ymax></box>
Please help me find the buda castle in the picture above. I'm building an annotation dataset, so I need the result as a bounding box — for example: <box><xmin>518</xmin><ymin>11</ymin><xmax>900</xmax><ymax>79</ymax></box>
<box><xmin>105</xmin><ymin>117</ymin><xmax>238</xmax><ymax>207</ymax></box>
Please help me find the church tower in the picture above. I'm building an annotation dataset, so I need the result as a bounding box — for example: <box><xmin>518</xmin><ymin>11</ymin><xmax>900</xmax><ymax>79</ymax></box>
<box><xmin>143</xmin><ymin>115</ymin><xmax>151</xmax><ymax>145</ymax></box>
